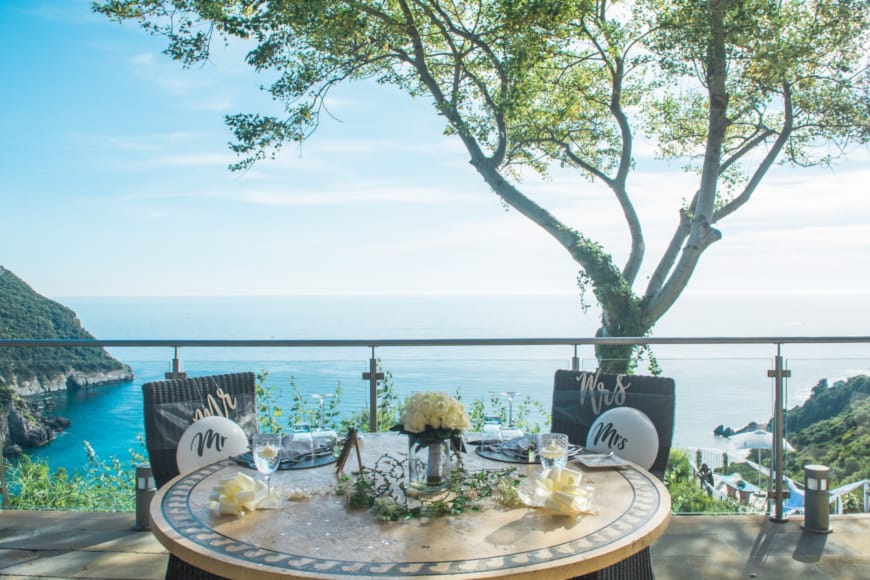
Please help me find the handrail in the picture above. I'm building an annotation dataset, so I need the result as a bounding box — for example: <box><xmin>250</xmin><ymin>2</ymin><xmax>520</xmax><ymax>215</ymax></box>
<box><xmin>2</xmin><ymin>335</ymin><xmax>870</xmax><ymax>348</ymax></box>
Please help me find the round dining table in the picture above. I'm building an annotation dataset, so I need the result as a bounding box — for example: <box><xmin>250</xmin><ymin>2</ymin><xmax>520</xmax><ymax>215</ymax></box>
<box><xmin>150</xmin><ymin>433</ymin><xmax>670</xmax><ymax>579</ymax></box>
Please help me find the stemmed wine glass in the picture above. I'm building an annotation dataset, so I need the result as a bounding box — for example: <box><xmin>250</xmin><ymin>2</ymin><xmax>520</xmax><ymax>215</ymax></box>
<box><xmin>311</xmin><ymin>393</ymin><xmax>338</xmax><ymax>456</ymax></box>
<box><xmin>252</xmin><ymin>433</ymin><xmax>282</xmax><ymax>495</ymax></box>
<box><xmin>499</xmin><ymin>391</ymin><xmax>524</xmax><ymax>439</ymax></box>
<box><xmin>311</xmin><ymin>393</ymin><xmax>335</xmax><ymax>429</ymax></box>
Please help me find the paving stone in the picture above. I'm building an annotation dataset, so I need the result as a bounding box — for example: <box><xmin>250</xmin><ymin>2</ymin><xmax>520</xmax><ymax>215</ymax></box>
<box><xmin>1</xmin><ymin>509</ymin><xmax>867</xmax><ymax>579</ymax></box>
<box><xmin>651</xmin><ymin>514</ymin><xmax>869</xmax><ymax>580</ymax></box>
<box><xmin>0</xmin><ymin>548</ymin><xmax>40</xmax><ymax>570</ymax></box>
<box><xmin>0</xmin><ymin>549</ymin><xmax>167</xmax><ymax>579</ymax></box>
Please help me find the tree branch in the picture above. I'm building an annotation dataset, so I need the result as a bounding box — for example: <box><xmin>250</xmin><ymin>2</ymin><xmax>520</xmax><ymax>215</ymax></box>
<box><xmin>644</xmin><ymin>0</ymin><xmax>730</xmax><ymax>324</ymax></box>
<box><xmin>645</xmin><ymin>208</ymin><xmax>691</xmax><ymax>299</ymax></box>
<box><xmin>715</xmin><ymin>83</ymin><xmax>794</xmax><ymax>222</ymax></box>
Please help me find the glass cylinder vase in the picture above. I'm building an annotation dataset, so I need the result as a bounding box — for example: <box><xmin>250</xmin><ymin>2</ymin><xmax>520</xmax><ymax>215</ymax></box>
<box><xmin>407</xmin><ymin>436</ymin><xmax>451</xmax><ymax>497</ymax></box>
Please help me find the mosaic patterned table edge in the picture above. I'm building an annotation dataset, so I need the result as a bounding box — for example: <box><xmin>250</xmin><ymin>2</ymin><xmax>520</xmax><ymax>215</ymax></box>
<box><xmin>161</xmin><ymin>462</ymin><xmax>664</xmax><ymax>578</ymax></box>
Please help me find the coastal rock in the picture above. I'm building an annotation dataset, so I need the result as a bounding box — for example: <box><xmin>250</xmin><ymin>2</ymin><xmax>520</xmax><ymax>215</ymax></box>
<box><xmin>713</xmin><ymin>420</ymin><xmax>770</xmax><ymax>438</ymax></box>
<box><xmin>7</xmin><ymin>402</ymin><xmax>58</xmax><ymax>448</ymax></box>
<box><xmin>4</xmin><ymin>442</ymin><xmax>22</xmax><ymax>457</ymax></box>
<box><xmin>8</xmin><ymin>367</ymin><xmax>134</xmax><ymax>397</ymax></box>
<box><xmin>46</xmin><ymin>416</ymin><xmax>72</xmax><ymax>430</ymax></box>
<box><xmin>713</xmin><ymin>424</ymin><xmax>734</xmax><ymax>437</ymax></box>
<box><xmin>67</xmin><ymin>368</ymin><xmax>134</xmax><ymax>390</ymax></box>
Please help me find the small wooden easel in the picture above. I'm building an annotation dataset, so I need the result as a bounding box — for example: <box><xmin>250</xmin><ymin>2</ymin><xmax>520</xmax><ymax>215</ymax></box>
<box><xmin>335</xmin><ymin>428</ymin><xmax>364</xmax><ymax>476</ymax></box>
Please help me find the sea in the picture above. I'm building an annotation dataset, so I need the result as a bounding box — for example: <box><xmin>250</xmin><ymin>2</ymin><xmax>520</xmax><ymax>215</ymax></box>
<box><xmin>24</xmin><ymin>293</ymin><xmax>870</xmax><ymax>474</ymax></box>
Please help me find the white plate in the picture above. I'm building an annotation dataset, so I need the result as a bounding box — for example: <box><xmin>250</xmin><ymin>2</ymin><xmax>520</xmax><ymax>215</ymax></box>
<box><xmin>574</xmin><ymin>453</ymin><xmax>627</xmax><ymax>469</ymax></box>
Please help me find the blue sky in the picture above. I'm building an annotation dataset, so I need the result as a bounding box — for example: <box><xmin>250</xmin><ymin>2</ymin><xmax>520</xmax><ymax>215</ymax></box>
<box><xmin>2</xmin><ymin>0</ymin><xmax>868</xmax><ymax>300</ymax></box>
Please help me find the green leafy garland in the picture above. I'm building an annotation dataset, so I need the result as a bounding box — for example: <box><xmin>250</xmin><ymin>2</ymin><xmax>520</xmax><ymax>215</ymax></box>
<box><xmin>336</xmin><ymin>452</ymin><xmax>525</xmax><ymax>521</ymax></box>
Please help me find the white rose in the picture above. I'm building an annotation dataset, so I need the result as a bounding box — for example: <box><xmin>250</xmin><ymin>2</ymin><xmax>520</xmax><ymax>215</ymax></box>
<box><xmin>399</xmin><ymin>392</ymin><xmax>470</xmax><ymax>433</ymax></box>
<box><xmin>456</xmin><ymin>411</ymin><xmax>471</xmax><ymax>430</ymax></box>
<box><xmin>443</xmin><ymin>400</ymin><xmax>470</xmax><ymax>430</ymax></box>
<box><xmin>433</xmin><ymin>399</ymin><xmax>449</xmax><ymax>418</ymax></box>
<box><xmin>403</xmin><ymin>409</ymin><xmax>427</xmax><ymax>433</ymax></box>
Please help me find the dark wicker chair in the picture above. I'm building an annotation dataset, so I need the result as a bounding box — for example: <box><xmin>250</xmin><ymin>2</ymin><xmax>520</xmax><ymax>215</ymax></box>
<box><xmin>551</xmin><ymin>369</ymin><xmax>675</xmax><ymax>580</ymax></box>
<box><xmin>142</xmin><ymin>372</ymin><xmax>258</xmax><ymax>580</ymax></box>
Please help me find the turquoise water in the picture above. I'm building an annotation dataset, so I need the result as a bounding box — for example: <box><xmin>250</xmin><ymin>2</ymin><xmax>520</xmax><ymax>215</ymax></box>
<box><xmin>23</xmin><ymin>293</ymin><xmax>870</xmax><ymax>473</ymax></box>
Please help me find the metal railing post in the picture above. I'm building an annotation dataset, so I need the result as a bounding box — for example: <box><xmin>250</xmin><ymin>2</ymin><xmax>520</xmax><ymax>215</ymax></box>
<box><xmin>767</xmin><ymin>344</ymin><xmax>791</xmax><ymax>523</ymax></box>
<box><xmin>165</xmin><ymin>346</ymin><xmax>187</xmax><ymax>379</ymax></box>
<box><xmin>571</xmin><ymin>344</ymin><xmax>580</xmax><ymax>371</ymax></box>
<box><xmin>0</xmin><ymin>454</ymin><xmax>6</xmax><ymax>508</ymax></box>
<box><xmin>362</xmin><ymin>347</ymin><xmax>384</xmax><ymax>432</ymax></box>
<box><xmin>865</xmin><ymin>481</ymin><xmax>869</xmax><ymax>513</ymax></box>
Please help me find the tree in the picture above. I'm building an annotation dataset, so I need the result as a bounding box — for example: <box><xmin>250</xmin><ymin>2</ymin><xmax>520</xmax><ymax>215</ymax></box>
<box><xmin>94</xmin><ymin>0</ymin><xmax>869</xmax><ymax>372</ymax></box>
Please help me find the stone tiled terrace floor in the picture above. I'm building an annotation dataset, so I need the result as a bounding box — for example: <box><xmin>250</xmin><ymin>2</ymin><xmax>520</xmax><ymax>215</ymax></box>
<box><xmin>0</xmin><ymin>510</ymin><xmax>867</xmax><ymax>579</ymax></box>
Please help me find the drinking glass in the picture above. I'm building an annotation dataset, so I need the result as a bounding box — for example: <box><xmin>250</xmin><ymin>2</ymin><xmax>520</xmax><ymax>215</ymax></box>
<box><xmin>499</xmin><ymin>391</ymin><xmax>524</xmax><ymax>439</ymax></box>
<box><xmin>252</xmin><ymin>433</ymin><xmax>282</xmax><ymax>494</ymax></box>
<box><xmin>311</xmin><ymin>393</ymin><xmax>335</xmax><ymax>429</ymax></box>
<box><xmin>538</xmin><ymin>432</ymin><xmax>569</xmax><ymax>470</ymax></box>
<box><xmin>311</xmin><ymin>393</ymin><xmax>339</xmax><ymax>458</ymax></box>
<box><xmin>292</xmin><ymin>422</ymin><xmax>314</xmax><ymax>463</ymax></box>
<box><xmin>482</xmin><ymin>414</ymin><xmax>503</xmax><ymax>449</ymax></box>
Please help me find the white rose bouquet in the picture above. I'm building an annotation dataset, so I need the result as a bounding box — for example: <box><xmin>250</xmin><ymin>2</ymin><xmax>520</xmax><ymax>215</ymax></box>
<box><xmin>391</xmin><ymin>391</ymin><xmax>471</xmax><ymax>444</ymax></box>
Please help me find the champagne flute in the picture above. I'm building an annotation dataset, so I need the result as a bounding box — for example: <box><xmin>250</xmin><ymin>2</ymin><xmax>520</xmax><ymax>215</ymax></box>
<box><xmin>252</xmin><ymin>433</ymin><xmax>282</xmax><ymax>495</ymax></box>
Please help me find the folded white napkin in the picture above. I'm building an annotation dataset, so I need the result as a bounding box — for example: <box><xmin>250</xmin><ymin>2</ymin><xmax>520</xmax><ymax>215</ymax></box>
<box><xmin>209</xmin><ymin>472</ymin><xmax>279</xmax><ymax>516</ymax></box>
<box><xmin>521</xmin><ymin>466</ymin><xmax>595</xmax><ymax>516</ymax></box>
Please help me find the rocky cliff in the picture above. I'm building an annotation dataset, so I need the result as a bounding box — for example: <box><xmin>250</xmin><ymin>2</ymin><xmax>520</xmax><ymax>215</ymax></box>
<box><xmin>0</xmin><ymin>266</ymin><xmax>134</xmax><ymax>453</ymax></box>
<box><xmin>6</xmin><ymin>368</ymin><xmax>134</xmax><ymax>398</ymax></box>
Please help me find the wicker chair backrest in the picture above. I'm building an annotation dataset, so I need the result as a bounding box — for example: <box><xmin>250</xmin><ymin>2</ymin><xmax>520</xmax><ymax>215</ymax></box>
<box><xmin>551</xmin><ymin>369</ymin><xmax>675</xmax><ymax>480</ymax></box>
<box><xmin>142</xmin><ymin>372</ymin><xmax>258</xmax><ymax>487</ymax></box>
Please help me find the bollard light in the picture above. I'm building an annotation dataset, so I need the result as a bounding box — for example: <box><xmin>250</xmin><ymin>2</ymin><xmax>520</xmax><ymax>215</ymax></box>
<box><xmin>806</xmin><ymin>474</ymin><xmax>826</xmax><ymax>491</ymax></box>
<box><xmin>134</xmin><ymin>463</ymin><xmax>157</xmax><ymax>531</ymax></box>
<box><xmin>802</xmin><ymin>464</ymin><xmax>832</xmax><ymax>534</ymax></box>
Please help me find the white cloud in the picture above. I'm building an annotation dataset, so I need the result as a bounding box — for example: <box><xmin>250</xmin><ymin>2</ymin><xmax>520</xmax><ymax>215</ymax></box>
<box><xmin>148</xmin><ymin>152</ymin><xmax>233</xmax><ymax>168</ymax></box>
<box><xmin>18</xmin><ymin>0</ymin><xmax>95</xmax><ymax>24</ymax></box>
<box><xmin>126</xmin><ymin>48</ymin><xmax>260</xmax><ymax>112</ymax></box>
<box><xmin>99</xmin><ymin>131</ymin><xmax>206</xmax><ymax>152</ymax></box>
<box><xmin>312</xmin><ymin>135</ymin><xmax>466</xmax><ymax>158</ymax></box>
<box><xmin>726</xmin><ymin>223</ymin><xmax>870</xmax><ymax>252</ymax></box>
<box><xmin>238</xmin><ymin>181</ymin><xmax>475</xmax><ymax>207</ymax></box>
<box><xmin>130</xmin><ymin>53</ymin><xmax>153</xmax><ymax>66</ymax></box>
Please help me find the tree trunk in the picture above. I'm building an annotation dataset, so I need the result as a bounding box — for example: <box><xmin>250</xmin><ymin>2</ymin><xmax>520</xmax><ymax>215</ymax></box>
<box><xmin>594</xmin><ymin>299</ymin><xmax>654</xmax><ymax>374</ymax></box>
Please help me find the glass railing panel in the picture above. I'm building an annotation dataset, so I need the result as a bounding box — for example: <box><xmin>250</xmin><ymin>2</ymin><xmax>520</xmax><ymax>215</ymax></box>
<box><xmin>2</xmin><ymin>342</ymin><xmax>867</xmax><ymax>516</ymax></box>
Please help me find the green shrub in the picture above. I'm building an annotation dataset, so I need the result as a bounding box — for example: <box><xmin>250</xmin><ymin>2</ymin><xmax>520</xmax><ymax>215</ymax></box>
<box><xmin>665</xmin><ymin>449</ymin><xmax>743</xmax><ymax>514</ymax></box>
<box><xmin>6</xmin><ymin>440</ymin><xmax>145</xmax><ymax>511</ymax></box>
